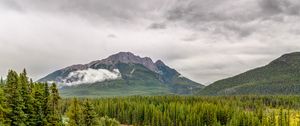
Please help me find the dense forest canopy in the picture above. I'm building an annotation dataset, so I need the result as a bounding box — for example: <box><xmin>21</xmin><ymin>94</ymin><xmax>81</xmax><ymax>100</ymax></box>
<box><xmin>1</xmin><ymin>70</ymin><xmax>300</xmax><ymax>126</ymax></box>
<box><xmin>0</xmin><ymin>70</ymin><xmax>119</xmax><ymax>126</ymax></box>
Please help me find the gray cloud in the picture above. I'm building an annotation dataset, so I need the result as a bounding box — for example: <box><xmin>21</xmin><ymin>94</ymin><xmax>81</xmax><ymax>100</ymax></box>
<box><xmin>148</xmin><ymin>23</ymin><xmax>167</xmax><ymax>30</ymax></box>
<box><xmin>10</xmin><ymin>0</ymin><xmax>170</xmax><ymax>22</ymax></box>
<box><xmin>164</xmin><ymin>0</ymin><xmax>300</xmax><ymax>38</ymax></box>
<box><xmin>259</xmin><ymin>0</ymin><xmax>284</xmax><ymax>15</ymax></box>
<box><xmin>0</xmin><ymin>0</ymin><xmax>300</xmax><ymax>84</ymax></box>
<box><xmin>259</xmin><ymin>0</ymin><xmax>300</xmax><ymax>16</ymax></box>
<box><xmin>107</xmin><ymin>34</ymin><xmax>117</xmax><ymax>38</ymax></box>
<box><xmin>181</xmin><ymin>34</ymin><xmax>198</xmax><ymax>42</ymax></box>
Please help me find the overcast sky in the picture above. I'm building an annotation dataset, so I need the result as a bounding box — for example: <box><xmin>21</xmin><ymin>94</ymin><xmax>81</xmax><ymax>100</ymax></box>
<box><xmin>1</xmin><ymin>0</ymin><xmax>300</xmax><ymax>85</ymax></box>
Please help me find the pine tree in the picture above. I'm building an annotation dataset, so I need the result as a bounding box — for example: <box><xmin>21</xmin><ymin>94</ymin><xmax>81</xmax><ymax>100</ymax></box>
<box><xmin>67</xmin><ymin>98</ymin><xmax>83</xmax><ymax>126</ymax></box>
<box><xmin>4</xmin><ymin>70</ymin><xmax>26</xmax><ymax>126</ymax></box>
<box><xmin>279</xmin><ymin>108</ymin><xmax>284</xmax><ymax>126</ymax></box>
<box><xmin>19</xmin><ymin>69</ymin><xmax>35</xmax><ymax>125</ymax></box>
<box><xmin>32</xmin><ymin>83</ymin><xmax>46</xmax><ymax>126</ymax></box>
<box><xmin>82</xmin><ymin>99</ymin><xmax>98</xmax><ymax>126</ymax></box>
<box><xmin>29</xmin><ymin>79</ymin><xmax>34</xmax><ymax>92</ymax></box>
<box><xmin>43</xmin><ymin>83</ymin><xmax>50</xmax><ymax>125</ymax></box>
<box><xmin>0</xmin><ymin>85</ymin><xmax>9</xmax><ymax>125</ymax></box>
<box><xmin>0</xmin><ymin>77</ymin><xmax>4</xmax><ymax>85</ymax></box>
<box><xmin>47</xmin><ymin>83</ymin><xmax>62</xmax><ymax>126</ymax></box>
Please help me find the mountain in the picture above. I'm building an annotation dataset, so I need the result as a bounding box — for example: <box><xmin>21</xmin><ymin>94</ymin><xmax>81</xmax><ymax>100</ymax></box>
<box><xmin>199</xmin><ymin>52</ymin><xmax>300</xmax><ymax>95</ymax></box>
<box><xmin>39</xmin><ymin>52</ymin><xmax>204</xmax><ymax>97</ymax></box>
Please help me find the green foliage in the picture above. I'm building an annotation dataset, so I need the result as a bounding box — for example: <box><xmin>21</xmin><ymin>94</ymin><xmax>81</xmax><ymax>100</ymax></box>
<box><xmin>19</xmin><ymin>69</ymin><xmax>35</xmax><ymax>125</ymax></box>
<box><xmin>60</xmin><ymin>80</ymin><xmax>172</xmax><ymax>97</ymax></box>
<box><xmin>66</xmin><ymin>98</ymin><xmax>82</xmax><ymax>126</ymax></box>
<box><xmin>32</xmin><ymin>83</ymin><xmax>47</xmax><ymax>125</ymax></box>
<box><xmin>0</xmin><ymin>70</ymin><xmax>123</xmax><ymax>126</ymax></box>
<box><xmin>3</xmin><ymin>69</ymin><xmax>300</xmax><ymax>126</ymax></box>
<box><xmin>99</xmin><ymin>116</ymin><xmax>120</xmax><ymax>126</ymax></box>
<box><xmin>0</xmin><ymin>77</ymin><xmax>4</xmax><ymax>85</ymax></box>
<box><xmin>1</xmin><ymin>70</ymin><xmax>64</xmax><ymax>126</ymax></box>
<box><xmin>66</xmin><ymin>98</ymin><xmax>121</xmax><ymax>126</ymax></box>
<box><xmin>47</xmin><ymin>83</ymin><xmax>63</xmax><ymax>126</ymax></box>
<box><xmin>5</xmin><ymin>70</ymin><xmax>26</xmax><ymax>126</ymax></box>
<box><xmin>199</xmin><ymin>52</ymin><xmax>300</xmax><ymax>95</ymax></box>
<box><xmin>82</xmin><ymin>99</ymin><xmax>98</xmax><ymax>126</ymax></box>
<box><xmin>60</xmin><ymin>96</ymin><xmax>300</xmax><ymax>126</ymax></box>
<box><xmin>0</xmin><ymin>84</ymin><xmax>9</xmax><ymax>125</ymax></box>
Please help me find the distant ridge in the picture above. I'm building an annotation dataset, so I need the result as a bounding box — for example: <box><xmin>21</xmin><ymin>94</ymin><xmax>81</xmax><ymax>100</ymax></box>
<box><xmin>199</xmin><ymin>52</ymin><xmax>300</xmax><ymax>95</ymax></box>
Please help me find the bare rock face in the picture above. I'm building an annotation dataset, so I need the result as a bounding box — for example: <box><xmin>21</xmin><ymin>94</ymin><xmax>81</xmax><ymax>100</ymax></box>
<box><xmin>88</xmin><ymin>52</ymin><xmax>160</xmax><ymax>72</ymax></box>
<box><xmin>155</xmin><ymin>60</ymin><xmax>166</xmax><ymax>67</ymax></box>
<box><xmin>64</xmin><ymin>64</ymin><xmax>88</xmax><ymax>71</ymax></box>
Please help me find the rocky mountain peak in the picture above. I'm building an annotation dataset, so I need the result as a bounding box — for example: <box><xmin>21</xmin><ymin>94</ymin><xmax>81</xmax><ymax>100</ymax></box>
<box><xmin>88</xmin><ymin>52</ymin><xmax>159</xmax><ymax>72</ymax></box>
<box><xmin>64</xmin><ymin>64</ymin><xmax>87</xmax><ymax>71</ymax></box>
<box><xmin>108</xmin><ymin>52</ymin><xmax>136</xmax><ymax>61</ymax></box>
<box><xmin>155</xmin><ymin>60</ymin><xmax>166</xmax><ymax>66</ymax></box>
<box><xmin>38</xmin><ymin>51</ymin><xmax>203</xmax><ymax>94</ymax></box>
<box><xmin>106</xmin><ymin>52</ymin><xmax>143</xmax><ymax>64</ymax></box>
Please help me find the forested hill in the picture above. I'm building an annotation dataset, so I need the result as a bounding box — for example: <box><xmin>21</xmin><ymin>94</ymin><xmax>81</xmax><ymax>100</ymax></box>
<box><xmin>199</xmin><ymin>52</ymin><xmax>300</xmax><ymax>95</ymax></box>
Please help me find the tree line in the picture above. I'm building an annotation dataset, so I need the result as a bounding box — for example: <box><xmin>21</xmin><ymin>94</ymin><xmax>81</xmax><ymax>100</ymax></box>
<box><xmin>0</xmin><ymin>69</ymin><xmax>62</xmax><ymax>126</ymax></box>
<box><xmin>60</xmin><ymin>96</ymin><xmax>300</xmax><ymax>126</ymax></box>
<box><xmin>0</xmin><ymin>70</ymin><xmax>120</xmax><ymax>126</ymax></box>
<box><xmin>1</xmin><ymin>70</ymin><xmax>300</xmax><ymax>126</ymax></box>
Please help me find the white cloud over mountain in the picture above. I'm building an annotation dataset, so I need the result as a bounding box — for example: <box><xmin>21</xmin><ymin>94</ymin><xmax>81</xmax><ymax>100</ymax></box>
<box><xmin>64</xmin><ymin>69</ymin><xmax>121</xmax><ymax>86</ymax></box>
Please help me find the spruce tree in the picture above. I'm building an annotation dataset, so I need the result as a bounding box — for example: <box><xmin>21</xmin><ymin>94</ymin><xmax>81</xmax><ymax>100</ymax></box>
<box><xmin>47</xmin><ymin>83</ymin><xmax>62</xmax><ymax>126</ymax></box>
<box><xmin>43</xmin><ymin>83</ymin><xmax>50</xmax><ymax>125</ymax></box>
<box><xmin>32</xmin><ymin>83</ymin><xmax>46</xmax><ymax>126</ymax></box>
<box><xmin>0</xmin><ymin>85</ymin><xmax>9</xmax><ymax>125</ymax></box>
<box><xmin>0</xmin><ymin>77</ymin><xmax>4</xmax><ymax>85</ymax></box>
<box><xmin>19</xmin><ymin>69</ymin><xmax>35</xmax><ymax>125</ymax></box>
<box><xmin>29</xmin><ymin>79</ymin><xmax>34</xmax><ymax>93</ymax></box>
<box><xmin>82</xmin><ymin>99</ymin><xmax>98</xmax><ymax>126</ymax></box>
<box><xmin>4</xmin><ymin>70</ymin><xmax>26</xmax><ymax>126</ymax></box>
<box><xmin>67</xmin><ymin>98</ymin><xmax>83</xmax><ymax>126</ymax></box>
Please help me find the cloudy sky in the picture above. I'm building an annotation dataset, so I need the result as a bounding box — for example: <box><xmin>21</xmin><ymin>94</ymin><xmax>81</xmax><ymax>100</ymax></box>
<box><xmin>0</xmin><ymin>0</ymin><xmax>300</xmax><ymax>85</ymax></box>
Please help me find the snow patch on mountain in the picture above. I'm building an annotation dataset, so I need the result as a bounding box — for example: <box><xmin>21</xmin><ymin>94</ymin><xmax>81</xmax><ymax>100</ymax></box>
<box><xmin>64</xmin><ymin>68</ymin><xmax>121</xmax><ymax>86</ymax></box>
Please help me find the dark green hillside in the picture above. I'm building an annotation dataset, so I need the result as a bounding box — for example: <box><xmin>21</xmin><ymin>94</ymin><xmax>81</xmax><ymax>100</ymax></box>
<box><xmin>60</xmin><ymin>80</ymin><xmax>171</xmax><ymax>97</ymax></box>
<box><xmin>199</xmin><ymin>52</ymin><xmax>300</xmax><ymax>95</ymax></box>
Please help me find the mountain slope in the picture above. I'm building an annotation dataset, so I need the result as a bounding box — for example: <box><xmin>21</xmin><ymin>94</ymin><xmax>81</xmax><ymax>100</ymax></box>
<box><xmin>199</xmin><ymin>52</ymin><xmax>300</xmax><ymax>95</ymax></box>
<box><xmin>39</xmin><ymin>52</ymin><xmax>204</xmax><ymax>97</ymax></box>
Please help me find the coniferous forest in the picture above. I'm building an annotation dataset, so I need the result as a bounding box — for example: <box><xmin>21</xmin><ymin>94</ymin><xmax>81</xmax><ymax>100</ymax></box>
<box><xmin>2</xmin><ymin>70</ymin><xmax>300</xmax><ymax>126</ymax></box>
<box><xmin>2</xmin><ymin>0</ymin><xmax>300</xmax><ymax>125</ymax></box>
<box><xmin>0</xmin><ymin>70</ymin><xmax>120</xmax><ymax>126</ymax></box>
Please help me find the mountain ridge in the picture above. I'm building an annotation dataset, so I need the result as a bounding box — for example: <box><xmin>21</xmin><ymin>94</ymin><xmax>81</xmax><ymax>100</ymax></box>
<box><xmin>39</xmin><ymin>52</ymin><xmax>204</xmax><ymax>97</ymax></box>
<box><xmin>199</xmin><ymin>52</ymin><xmax>300</xmax><ymax>95</ymax></box>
